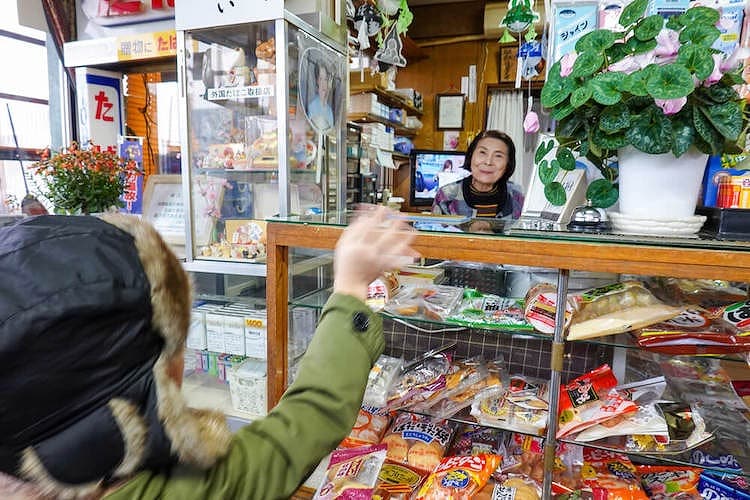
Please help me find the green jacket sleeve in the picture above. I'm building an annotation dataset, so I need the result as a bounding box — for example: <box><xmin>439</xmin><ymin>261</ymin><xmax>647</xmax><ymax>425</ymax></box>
<box><xmin>105</xmin><ymin>293</ymin><xmax>384</xmax><ymax>500</ymax></box>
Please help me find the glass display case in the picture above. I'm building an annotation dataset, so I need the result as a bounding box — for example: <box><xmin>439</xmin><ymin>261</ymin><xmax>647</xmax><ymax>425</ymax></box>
<box><xmin>176</xmin><ymin>8</ymin><xmax>347</xmax><ymax>264</ymax></box>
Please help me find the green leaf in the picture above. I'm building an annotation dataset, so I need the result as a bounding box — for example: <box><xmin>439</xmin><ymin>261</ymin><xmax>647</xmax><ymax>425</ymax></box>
<box><xmin>670</xmin><ymin>115</ymin><xmax>696</xmax><ymax>157</ymax></box>
<box><xmin>551</xmin><ymin>101</ymin><xmax>576</xmax><ymax>120</ymax></box>
<box><xmin>575</xmin><ymin>29</ymin><xmax>617</xmax><ymax>53</ymax></box>
<box><xmin>593</xmin><ymin>128</ymin><xmax>629</xmax><ymax>150</ymax></box>
<box><xmin>703</xmin><ymin>84</ymin><xmax>739</xmax><ymax>104</ymax></box>
<box><xmin>556</xmin><ymin>147</ymin><xmax>576</xmax><ymax>170</ymax></box>
<box><xmin>634</xmin><ymin>15</ymin><xmax>664</xmax><ymax>41</ymax></box>
<box><xmin>680</xmin><ymin>24</ymin><xmax>721</xmax><ymax>47</ymax></box>
<box><xmin>676</xmin><ymin>45</ymin><xmax>715</xmax><ymax>81</ymax></box>
<box><xmin>599</xmin><ymin>104</ymin><xmax>630</xmax><ymax>134</ymax></box>
<box><xmin>571</xmin><ymin>52</ymin><xmax>605</xmax><ymax>78</ymax></box>
<box><xmin>693</xmin><ymin>106</ymin><xmax>723</xmax><ymax>154</ymax></box>
<box><xmin>544</xmin><ymin>182</ymin><xmax>567</xmax><ymax>206</ymax></box>
<box><xmin>538</xmin><ymin>158</ymin><xmax>560</xmax><ymax>185</ymax></box>
<box><xmin>619</xmin><ymin>0</ymin><xmax>648</xmax><ymax>27</ymax></box>
<box><xmin>541</xmin><ymin>61</ymin><xmax>573</xmax><ymax>107</ymax></box>
<box><xmin>557</xmin><ymin>114</ymin><xmax>585</xmax><ymax>137</ymax></box>
<box><xmin>535</xmin><ymin>140</ymin><xmax>555</xmax><ymax>163</ymax></box>
<box><xmin>591</xmin><ymin>72</ymin><xmax>623</xmax><ymax>105</ymax></box>
<box><xmin>702</xmin><ymin>101</ymin><xmax>743</xmax><ymax>141</ymax></box>
<box><xmin>626</xmin><ymin>106</ymin><xmax>673</xmax><ymax>154</ymax></box>
<box><xmin>606</xmin><ymin>42</ymin><xmax>630</xmax><ymax>63</ymax></box>
<box><xmin>586</xmin><ymin>179</ymin><xmax>619</xmax><ymax>208</ymax></box>
<box><xmin>622</xmin><ymin>70</ymin><xmax>649</xmax><ymax>96</ymax></box>
<box><xmin>665</xmin><ymin>16</ymin><xmax>682</xmax><ymax>30</ymax></box>
<box><xmin>646</xmin><ymin>64</ymin><xmax>694</xmax><ymax>99</ymax></box>
<box><xmin>628</xmin><ymin>38</ymin><xmax>657</xmax><ymax>55</ymax></box>
<box><xmin>571</xmin><ymin>85</ymin><xmax>593</xmax><ymax>108</ymax></box>
<box><xmin>678</xmin><ymin>6</ymin><xmax>720</xmax><ymax>27</ymax></box>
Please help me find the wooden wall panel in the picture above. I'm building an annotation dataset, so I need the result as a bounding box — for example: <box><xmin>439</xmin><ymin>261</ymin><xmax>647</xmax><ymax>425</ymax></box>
<box><xmin>125</xmin><ymin>72</ymin><xmax>161</xmax><ymax>176</ymax></box>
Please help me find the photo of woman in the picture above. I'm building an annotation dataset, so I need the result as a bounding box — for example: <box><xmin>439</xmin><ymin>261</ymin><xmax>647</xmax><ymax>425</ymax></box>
<box><xmin>298</xmin><ymin>46</ymin><xmax>343</xmax><ymax>134</ymax></box>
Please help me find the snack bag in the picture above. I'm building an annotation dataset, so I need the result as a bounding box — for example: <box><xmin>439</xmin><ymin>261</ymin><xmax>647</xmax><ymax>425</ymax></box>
<box><xmin>634</xmin><ymin>306</ymin><xmax>750</xmax><ymax>355</ymax></box>
<box><xmin>385</xmin><ymin>284</ymin><xmax>464</xmax><ymax>322</ymax></box>
<box><xmin>374</xmin><ymin>459</ymin><xmax>429</xmax><ymax>500</ymax></box>
<box><xmin>448</xmin><ymin>289</ymin><xmax>533</xmax><ymax>331</ymax></box>
<box><xmin>566</xmin><ymin>281</ymin><xmax>682</xmax><ymax>341</ymax></box>
<box><xmin>499</xmin><ymin>433</ymin><xmax>545</xmax><ymax>485</ymax></box>
<box><xmin>636</xmin><ymin>465</ymin><xmax>702</xmax><ymax>499</ymax></box>
<box><xmin>580</xmin><ymin>448</ymin><xmax>648</xmax><ymax>500</ymax></box>
<box><xmin>363</xmin><ymin>355</ymin><xmax>403</xmax><ymax>407</ymax></box>
<box><xmin>698</xmin><ymin>472</ymin><xmax>750</xmax><ymax>500</ymax></box>
<box><xmin>380</xmin><ymin>413</ymin><xmax>455</xmax><ymax>473</ymax></box>
<box><xmin>523</xmin><ymin>283</ymin><xmax>574</xmax><ymax>334</ymax></box>
<box><xmin>414</xmin><ymin>454</ymin><xmax>502</xmax><ymax>499</ymax></box>
<box><xmin>557</xmin><ymin>365</ymin><xmax>627</xmax><ymax>439</ymax></box>
<box><xmin>448</xmin><ymin>424</ymin><xmax>506</xmax><ymax>457</ymax></box>
<box><xmin>366</xmin><ymin>272</ymin><xmax>400</xmax><ymax>312</ymax></box>
<box><xmin>471</xmin><ymin>376</ymin><xmax>549</xmax><ymax>435</ymax></box>
<box><xmin>647</xmin><ymin>277</ymin><xmax>747</xmax><ymax>308</ymax></box>
<box><xmin>314</xmin><ymin>444</ymin><xmax>387</xmax><ymax>499</ymax></box>
<box><xmin>340</xmin><ymin>405</ymin><xmax>392</xmax><ymax>449</ymax></box>
<box><xmin>387</xmin><ymin>353</ymin><xmax>452</xmax><ymax>410</ymax></box>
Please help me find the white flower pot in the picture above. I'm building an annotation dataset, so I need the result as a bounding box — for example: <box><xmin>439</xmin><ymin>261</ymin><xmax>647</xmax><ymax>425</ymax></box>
<box><xmin>617</xmin><ymin>146</ymin><xmax>708</xmax><ymax>220</ymax></box>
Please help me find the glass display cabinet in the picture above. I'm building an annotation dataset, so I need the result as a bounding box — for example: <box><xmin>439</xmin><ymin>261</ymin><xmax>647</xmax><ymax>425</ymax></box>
<box><xmin>176</xmin><ymin>3</ymin><xmax>347</xmax><ymax>265</ymax></box>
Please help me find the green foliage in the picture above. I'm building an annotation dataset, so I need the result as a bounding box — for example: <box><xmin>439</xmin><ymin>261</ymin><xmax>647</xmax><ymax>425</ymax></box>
<box><xmin>537</xmin><ymin>3</ymin><xmax>749</xmax><ymax>207</ymax></box>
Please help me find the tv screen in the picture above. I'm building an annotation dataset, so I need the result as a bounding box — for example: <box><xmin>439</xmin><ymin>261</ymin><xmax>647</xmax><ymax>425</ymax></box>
<box><xmin>410</xmin><ymin>149</ymin><xmax>468</xmax><ymax>206</ymax></box>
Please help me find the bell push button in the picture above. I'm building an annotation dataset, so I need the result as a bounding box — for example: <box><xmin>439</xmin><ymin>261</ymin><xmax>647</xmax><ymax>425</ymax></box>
<box><xmin>352</xmin><ymin>312</ymin><xmax>369</xmax><ymax>332</ymax></box>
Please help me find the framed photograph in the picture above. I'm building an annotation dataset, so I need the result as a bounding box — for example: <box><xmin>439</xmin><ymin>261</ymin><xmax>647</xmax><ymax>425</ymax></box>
<box><xmin>436</xmin><ymin>93</ymin><xmax>465</xmax><ymax>130</ymax></box>
<box><xmin>498</xmin><ymin>43</ymin><xmax>546</xmax><ymax>85</ymax></box>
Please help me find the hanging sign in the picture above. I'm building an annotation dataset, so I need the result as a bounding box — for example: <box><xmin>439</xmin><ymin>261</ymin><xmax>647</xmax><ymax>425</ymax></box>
<box><xmin>117</xmin><ymin>30</ymin><xmax>176</xmax><ymax>61</ymax></box>
<box><xmin>76</xmin><ymin>68</ymin><xmax>124</xmax><ymax>149</ymax></box>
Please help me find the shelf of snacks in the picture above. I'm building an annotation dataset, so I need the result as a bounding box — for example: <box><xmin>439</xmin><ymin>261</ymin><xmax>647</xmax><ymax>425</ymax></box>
<box><xmin>267</xmin><ymin>216</ymin><xmax>750</xmax><ymax>498</ymax></box>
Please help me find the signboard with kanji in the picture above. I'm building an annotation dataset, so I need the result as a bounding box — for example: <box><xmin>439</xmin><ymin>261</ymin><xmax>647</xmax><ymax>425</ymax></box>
<box><xmin>76</xmin><ymin>68</ymin><xmax>123</xmax><ymax>149</ymax></box>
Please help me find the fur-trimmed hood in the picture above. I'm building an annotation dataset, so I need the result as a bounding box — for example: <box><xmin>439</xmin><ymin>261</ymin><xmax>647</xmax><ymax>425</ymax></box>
<box><xmin>0</xmin><ymin>215</ymin><xmax>231</xmax><ymax>499</ymax></box>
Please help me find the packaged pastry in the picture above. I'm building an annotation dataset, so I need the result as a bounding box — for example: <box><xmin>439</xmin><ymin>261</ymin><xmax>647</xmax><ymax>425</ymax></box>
<box><xmin>387</xmin><ymin>353</ymin><xmax>452</xmax><ymax>410</ymax></box>
<box><xmin>499</xmin><ymin>433</ymin><xmax>545</xmax><ymax>484</ymax></box>
<box><xmin>385</xmin><ymin>284</ymin><xmax>463</xmax><ymax>322</ymax></box>
<box><xmin>366</xmin><ymin>272</ymin><xmax>400</xmax><ymax>312</ymax></box>
<box><xmin>557</xmin><ymin>365</ymin><xmax>622</xmax><ymax>438</ymax></box>
<box><xmin>647</xmin><ymin>277</ymin><xmax>747</xmax><ymax>308</ymax></box>
<box><xmin>448</xmin><ymin>289</ymin><xmax>533</xmax><ymax>331</ymax></box>
<box><xmin>314</xmin><ymin>443</ymin><xmax>387</xmax><ymax>499</ymax></box>
<box><xmin>380</xmin><ymin>413</ymin><xmax>455</xmax><ymax>473</ymax></box>
<box><xmin>448</xmin><ymin>424</ymin><xmax>506</xmax><ymax>457</ymax></box>
<box><xmin>471</xmin><ymin>376</ymin><xmax>549</xmax><ymax>435</ymax></box>
<box><xmin>636</xmin><ymin>465</ymin><xmax>702</xmax><ymax>499</ymax></box>
<box><xmin>339</xmin><ymin>405</ymin><xmax>392</xmax><ymax>449</ymax></box>
<box><xmin>374</xmin><ymin>460</ymin><xmax>429</xmax><ymax>500</ymax></box>
<box><xmin>566</xmin><ymin>281</ymin><xmax>682</xmax><ymax>341</ymax></box>
<box><xmin>523</xmin><ymin>283</ymin><xmax>573</xmax><ymax>334</ymax></box>
<box><xmin>414</xmin><ymin>453</ymin><xmax>502</xmax><ymax>499</ymax></box>
<box><xmin>411</xmin><ymin>356</ymin><xmax>487</xmax><ymax>415</ymax></box>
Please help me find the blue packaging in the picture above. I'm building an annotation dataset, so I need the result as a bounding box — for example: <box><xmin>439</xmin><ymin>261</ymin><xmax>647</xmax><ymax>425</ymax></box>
<box><xmin>702</xmin><ymin>155</ymin><xmax>750</xmax><ymax>207</ymax></box>
<box><xmin>699</xmin><ymin>472</ymin><xmax>750</xmax><ymax>499</ymax></box>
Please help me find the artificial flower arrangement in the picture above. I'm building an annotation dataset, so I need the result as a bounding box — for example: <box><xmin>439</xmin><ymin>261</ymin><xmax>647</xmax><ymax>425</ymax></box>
<box><xmin>31</xmin><ymin>141</ymin><xmax>141</xmax><ymax>215</ymax></box>
<box><xmin>536</xmin><ymin>0</ymin><xmax>750</xmax><ymax>207</ymax></box>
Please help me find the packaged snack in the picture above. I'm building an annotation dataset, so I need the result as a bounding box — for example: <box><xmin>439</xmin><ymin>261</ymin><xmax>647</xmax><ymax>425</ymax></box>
<box><xmin>340</xmin><ymin>405</ymin><xmax>392</xmax><ymax>449</ymax></box>
<box><xmin>698</xmin><ymin>472</ymin><xmax>750</xmax><ymax>500</ymax></box>
<box><xmin>471</xmin><ymin>376</ymin><xmax>549</xmax><ymax>435</ymax></box>
<box><xmin>580</xmin><ymin>448</ymin><xmax>648</xmax><ymax>500</ymax></box>
<box><xmin>499</xmin><ymin>433</ymin><xmax>545</xmax><ymax>485</ymax></box>
<box><xmin>314</xmin><ymin>444</ymin><xmax>387</xmax><ymax>499</ymax></box>
<box><xmin>523</xmin><ymin>283</ymin><xmax>574</xmax><ymax>334</ymax></box>
<box><xmin>448</xmin><ymin>289</ymin><xmax>533</xmax><ymax>331</ymax></box>
<box><xmin>557</xmin><ymin>365</ymin><xmax>631</xmax><ymax>439</ymax></box>
<box><xmin>634</xmin><ymin>306</ymin><xmax>750</xmax><ymax>355</ymax></box>
<box><xmin>647</xmin><ymin>277</ymin><xmax>747</xmax><ymax>308</ymax></box>
<box><xmin>363</xmin><ymin>355</ymin><xmax>403</xmax><ymax>408</ymax></box>
<box><xmin>380</xmin><ymin>413</ymin><xmax>455</xmax><ymax>473</ymax></box>
<box><xmin>636</xmin><ymin>465</ymin><xmax>702</xmax><ymax>499</ymax></box>
<box><xmin>385</xmin><ymin>284</ymin><xmax>464</xmax><ymax>322</ymax></box>
<box><xmin>387</xmin><ymin>353</ymin><xmax>452</xmax><ymax>410</ymax></box>
<box><xmin>448</xmin><ymin>424</ymin><xmax>506</xmax><ymax>457</ymax></box>
<box><xmin>566</xmin><ymin>281</ymin><xmax>682</xmax><ymax>341</ymax></box>
<box><xmin>496</xmin><ymin>476</ymin><xmax>542</xmax><ymax>500</ymax></box>
<box><xmin>374</xmin><ymin>459</ymin><xmax>429</xmax><ymax>500</ymax></box>
<box><xmin>414</xmin><ymin>453</ymin><xmax>502</xmax><ymax>499</ymax></box>
<box><xmin>366</xmin><ymin>272</ymin><xmax>400</xmax><ymax>312</ymax></box>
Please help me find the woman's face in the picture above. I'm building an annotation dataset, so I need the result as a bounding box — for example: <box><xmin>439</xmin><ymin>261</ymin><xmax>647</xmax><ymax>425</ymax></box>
<box><xmin>470</xmin><ymin>137</ymin><xmax>509</xmax><ymax>186</ymax></box>
<box><xmin>317</xmin><ymin>66</ymin><xmax>330</xmax><ymax>101</ymax></box>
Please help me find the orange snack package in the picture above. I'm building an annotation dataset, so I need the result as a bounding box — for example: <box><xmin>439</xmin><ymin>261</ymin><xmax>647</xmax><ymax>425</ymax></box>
<box><xmin>340</xmin><ymin>405</ymin><xmax>392</xmax><ymax>449</ymax></box>
<box><xmin>380</xmin><ymin>413</ymin><xmax>455</xmax><ymax>473</ymax></box>
<box><xmin>580</xmin><ymin>448</ymin><xmax>648</xmax><ymax>500</ymax></box>
<box><xmin>414</xmin><ymin>454</ymin><xmax>502</xmax><ymax>499</ymax></box>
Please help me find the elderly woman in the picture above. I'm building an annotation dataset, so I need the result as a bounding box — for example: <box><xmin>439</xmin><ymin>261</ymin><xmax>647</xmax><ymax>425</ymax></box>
<box><xmin>432</xmin><ymin>130</ymin><xmax>524</xmax><ymax>220</ymax></box>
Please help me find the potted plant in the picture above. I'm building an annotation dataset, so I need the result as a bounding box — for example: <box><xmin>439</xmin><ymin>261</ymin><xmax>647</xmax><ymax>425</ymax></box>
<box><xmin>537</xmin><ymin>0</ymin><xmax>749</xmax><ymax>218</ymax></box>
<box><xmin>30</xmin><ymin>142</ymin><xmax>141</xmax><ymax>215</ymax></box>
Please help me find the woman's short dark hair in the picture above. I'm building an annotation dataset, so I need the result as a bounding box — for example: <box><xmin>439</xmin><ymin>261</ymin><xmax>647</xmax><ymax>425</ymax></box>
<box><xmin>463</xmin><ymin>130</ymin><xmax>516</xmax><ymax>182</ymax></box>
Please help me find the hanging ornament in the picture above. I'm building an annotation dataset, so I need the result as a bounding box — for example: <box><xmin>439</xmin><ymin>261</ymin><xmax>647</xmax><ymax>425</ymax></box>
<box><xmin>374</xmin><ymin>24</ymin><xmax>406</xmax><ymax>67</ymax></box>
<box><xmin>499</xmin><ymin>29</ymin><xmax>517</xmax><ymax>43</ymax></box>
<box><xmin>354</xmin><ymin>2</ymin><xmax>382</xmax><ymax>51</ymax></box>
<box><xmin>378</xmin><ymin>0</ymin><xmax>400</xmax><ymax>17</ymax></box>
<box><xmin>395</xmin><ymin>0</ymin><xmax>414</xmax><ymax>35</ymax></box>
<box><xmin>346</xmin><ymin>0</ymin><xmax>355</xmax><ymax>21</ymax></box>
<box><xmin>501</xmin><ymin>0</ymin><xmax>540</xmax><ymax>35</ymax></box>
<box><xmin>523</xmin><ymin>93</ymin><xmax>540</xmax><ymax>134</ymax></box>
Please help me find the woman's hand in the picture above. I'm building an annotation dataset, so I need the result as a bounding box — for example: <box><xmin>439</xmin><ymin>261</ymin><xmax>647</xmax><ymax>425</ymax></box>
<box><xmin>333</xmin><ymin>206</ymin><xmax>418</xmax><ymax>301</ymax></box>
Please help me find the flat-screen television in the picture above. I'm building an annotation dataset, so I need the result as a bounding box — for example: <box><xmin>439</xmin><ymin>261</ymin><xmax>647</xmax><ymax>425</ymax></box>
<box><xmin>409</xmin><ymin>149</ymin><xmax>467</xmax><ymax>206</ymax></box>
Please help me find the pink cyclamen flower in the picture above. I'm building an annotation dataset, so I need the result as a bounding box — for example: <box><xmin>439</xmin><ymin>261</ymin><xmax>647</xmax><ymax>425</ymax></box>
<box><xmin>654</xmin><ymin>29</ymin><xmax>680</xmax><ymax>57</ymax></box>
<box><xmin>608</xmin><ymin>55</ymin><xmax>641</xmax><ymax>74</ymax></box>
<box><xmin>721</xmin><ymin>46</ymin><xmax>750</xmax><ymax>72</ymax></box>
<box><xmin>655</xmin><ymin>97</ymin><xmax>687</xmax><ymax>115</ymax></box>
<box><xmin>704</xmin><ymin>54</ymin><xmax>724</xmax><ymax>86</ymax></box>
<box><xmin>524</xmin><ymin>110</ymin><xmax>540</xmax><ymax>133</ymax></box>
<box><xmin>560</xmin><ymin>52</ymin><xmax>578</xmax><ymax>77</ymax></box>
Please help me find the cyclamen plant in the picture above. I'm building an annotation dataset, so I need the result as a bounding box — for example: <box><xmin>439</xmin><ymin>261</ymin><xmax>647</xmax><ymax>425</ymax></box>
<box><xmin>537</xmin><ymin>0</ymin><xmax>750</xmax><ymax>207</ymax></box>
<box><xmin>30</xmin><ymin>142</ymin><xmax>141</xmax><ymax>215</ymax></box>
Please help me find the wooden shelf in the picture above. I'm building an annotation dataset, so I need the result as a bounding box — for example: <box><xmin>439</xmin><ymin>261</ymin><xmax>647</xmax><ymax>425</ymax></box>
<box><xmin>347</xmin><ymin>112</ymin><xmax>419</xmax><ymax>137</ymax></box>
<box><xmin>349</xmin><ymin>85</ymin><xmax>423</xmax><ymax>117</ymax></box>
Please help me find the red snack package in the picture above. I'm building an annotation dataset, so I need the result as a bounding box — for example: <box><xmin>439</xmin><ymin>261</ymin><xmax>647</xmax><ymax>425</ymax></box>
<box><xmin>636</xmin><ymin>465</ymin><xmax>702</xmax><ymax>499</ymax></box>
<box><xmin>580</xmin><ymin>448</ymin><xmax>648</xmax><ymax>500</ymax></box>
<box><xmin>414</xmin><ymin>454</ymin><xmax>502</xmax><ymax>499</ymax></box>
